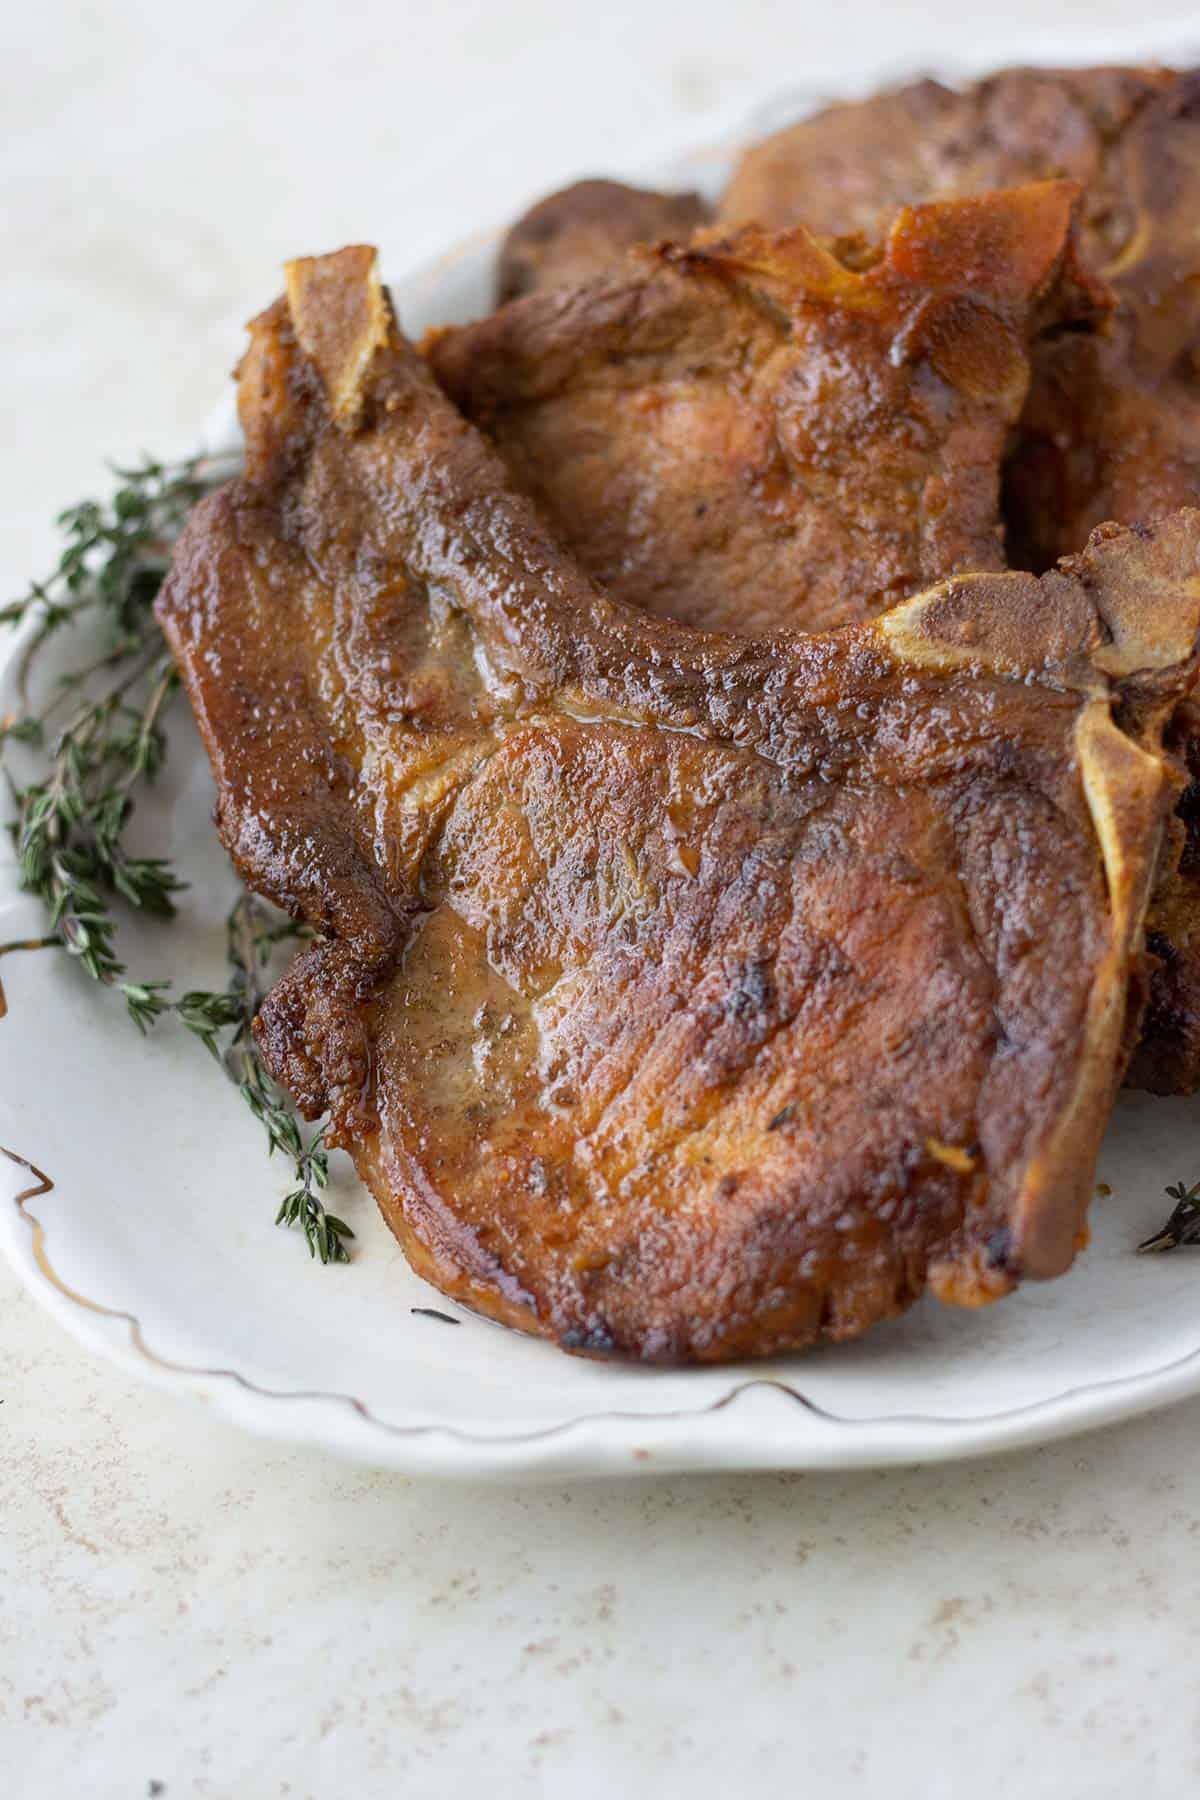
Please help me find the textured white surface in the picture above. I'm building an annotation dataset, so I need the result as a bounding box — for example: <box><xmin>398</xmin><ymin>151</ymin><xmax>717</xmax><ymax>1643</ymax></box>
<box><xmin>5</xmin><ymin>0</ymin><xmax>1200</xmax><ymax>1792</ymax></box>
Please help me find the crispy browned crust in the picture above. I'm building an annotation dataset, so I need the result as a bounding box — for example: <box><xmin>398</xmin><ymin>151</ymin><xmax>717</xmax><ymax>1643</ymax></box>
<box><xmin>430</xmin><ymin>183</ymin><xmax>1105</xmax><ymax>636</ymax></box>
<box><xmin>158</xmin><ymin>248</ymin><xmax>1200</xmax><ymax>1363</ymax></box>
<box><xmin>495</xmin><ymin>178</ymin><xmax>711</xmax><ymax>302</ymax></box>
<box><xmin>721</xmin><ymin>67</ymin><xmax>1171</xmax><ymax>240</ymax></box>
<box><xmin>720</xmin><ymin>64</ymin><xmax>1200</xmax><ymax>566</ymax></box>
<box><xmin>718</xmin><ymin>62</ymin><xmax>1200</xmax><ymax>1093</ymax></box>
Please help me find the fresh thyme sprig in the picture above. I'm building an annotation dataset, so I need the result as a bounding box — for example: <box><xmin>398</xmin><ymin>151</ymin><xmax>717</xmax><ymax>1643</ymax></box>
<box><xmin>1</xmin><ymin>457</ymin><xmax>352</xmax><ymax>1262</ymax></box>
<box><xmin>1139</xmin><ymin>1180</ymin><xmax>1200</xmax><ymax>1254</ymax></box>
<box><xmin>192</xmin><ymin>894</ymin><xmax>352</xmax><ymax>1264</ymax></box>
<box><xmin>2</xmin><ymin>460</ymin><xmax>207</xmax><ymax>1000</ymax></box>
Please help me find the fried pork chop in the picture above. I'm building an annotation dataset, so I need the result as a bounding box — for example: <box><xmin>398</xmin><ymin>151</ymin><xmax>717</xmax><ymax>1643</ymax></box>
<box><xmin>496</xmin><ymin>177</ymin><xmax>710</xmax><ymax>302</ymax></box>
<box><xmin>158</xmin><ymin>247</ymin><xmax>1200</xmax><ymax>1363</ymax></box>
<box><xmin>430</xmin><ymin>183</ymin><xmax>1103</xmax><ymax>636</ymax></box>
<box><xmin>721</xmin><ymin>64</ymin><xmax>1200</xmax><ymax>1093</ymax></box>
<box><xmin>721</xmin><ymin>66</ymin><xmax>1169</xmax><ymax>242</ymax></box>
<box><xmin>721</xmin><ymin>64</ymin><xmax>1200</xmax><ymax>570</ymax></box>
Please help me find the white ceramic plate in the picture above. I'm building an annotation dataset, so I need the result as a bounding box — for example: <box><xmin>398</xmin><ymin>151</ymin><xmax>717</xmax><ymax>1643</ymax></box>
<box><xmin>5</xmin><ymin>49</ymin><xmax>1200</xmax><ymax>1479</ymax></box>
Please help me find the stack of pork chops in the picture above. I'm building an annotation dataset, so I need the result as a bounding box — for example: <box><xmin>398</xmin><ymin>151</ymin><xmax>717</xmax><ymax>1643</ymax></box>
<box><xmin>160</xmin><ymin>64</ymin><xmax>1200</xmax><ymax>1364</ymax></box>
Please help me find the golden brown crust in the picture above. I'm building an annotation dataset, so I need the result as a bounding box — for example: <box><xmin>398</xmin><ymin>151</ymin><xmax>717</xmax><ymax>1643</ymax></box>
<box><xmin>720</xmin><ymin>65</ymin><xmax>1200</xmax><ymax>563</ymax></box>
<box><xmin>495</xmin><ymin>178</ymin><xmax>711</xmax><ymax>302</ymax></box>
<box><xmin>721</xmin><ymin>67</ymin><xmax>1170</xmax><ymax>239</ymax></box>
<box><xmin>158</xmin><ymin>247</ymin><xmax>1200</xmax><ymax>1363</ymax></box>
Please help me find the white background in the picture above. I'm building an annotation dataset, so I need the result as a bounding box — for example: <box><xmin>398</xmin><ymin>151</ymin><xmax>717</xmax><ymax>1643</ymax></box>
<box><xmin>4</xmin><ymin>2</ymin><xmax>1200</xmax><ymax>1794</ymax></box>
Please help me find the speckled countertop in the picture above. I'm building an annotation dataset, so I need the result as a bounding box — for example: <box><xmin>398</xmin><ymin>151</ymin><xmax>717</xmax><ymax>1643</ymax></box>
<box><xmin>4</xmin><ymin>4</ymin><xmax>1200</xmax><ymax>1794</ymax></box>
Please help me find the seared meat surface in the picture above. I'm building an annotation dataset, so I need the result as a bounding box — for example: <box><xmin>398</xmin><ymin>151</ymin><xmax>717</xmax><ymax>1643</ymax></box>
<box><xmin>721</xmin><ymin>66</ymin><xmax>1169</xmax><ymax>247</ymax></box>
<box><xmin>496</xmin><ymin>178</ymin><xmax>710</xmax><ymax>302</ymax></box>
<box><xmin>722</xmin><ymin>63</ymin><xmax>1200</xmax><ymax>1093</ymax></box>
<box><xmin>432</xmin><ymin>184</ymin><xmax>1102</xmax><ymax>635</ymax></box>
<box><xmin>721</xmin><ymin>64</ymin><xmax>1200</xmax><ymax>569</ymax></box>
<box><xmin>158</xmin><ymin>247</ymin><xmax>1200</xmax><ymax>1362</ymax></box>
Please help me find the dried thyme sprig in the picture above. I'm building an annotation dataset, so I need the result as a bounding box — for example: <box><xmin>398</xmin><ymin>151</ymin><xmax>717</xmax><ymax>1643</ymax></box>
<box><xmin>1139</xmin><ymin>1180</ymin><xmax>1200</xmax><ymax>1254</ymax></box>
<box><xmin>2</xmin><ymin>457</ymin><xmax>352</xmax><ymax>1261</ymax></box>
